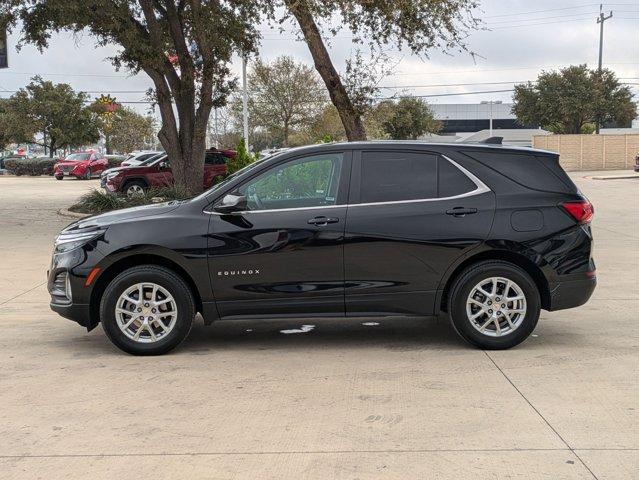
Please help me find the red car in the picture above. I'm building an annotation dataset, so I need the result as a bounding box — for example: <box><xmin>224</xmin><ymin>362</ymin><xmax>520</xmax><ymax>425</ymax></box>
<box><xmin>101</xmin><ymin>149</ymin><xmax>235</xmax><ymax>196</ymax></box>
<box><xmin>54</xmin><ymin>151</ymin><xmax>108</xmax><ymax>180</ymax></box>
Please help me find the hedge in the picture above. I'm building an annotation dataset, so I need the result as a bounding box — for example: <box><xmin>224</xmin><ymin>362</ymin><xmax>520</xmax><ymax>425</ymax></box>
<box><xmin>4</xmin><ymin>157</ymin><xmax>57</xmax><ymax>176</ymax></box>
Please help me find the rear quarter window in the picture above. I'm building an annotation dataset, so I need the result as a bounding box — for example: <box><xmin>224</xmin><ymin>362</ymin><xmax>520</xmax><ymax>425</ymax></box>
<box><xmin>461</xmin><ymin>150</ymin><xmax>575</xmax><ymax>193</ymax></box>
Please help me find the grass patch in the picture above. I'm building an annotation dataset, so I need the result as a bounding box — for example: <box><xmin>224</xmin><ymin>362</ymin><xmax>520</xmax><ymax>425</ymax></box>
<box><xmin>69</xmin><ymin>185</ymin><xmax>191</xmax><ymax>215</ymax></box>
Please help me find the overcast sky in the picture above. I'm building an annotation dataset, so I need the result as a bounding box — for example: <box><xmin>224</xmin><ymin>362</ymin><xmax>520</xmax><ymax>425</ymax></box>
<box><xmin>1</xmin><ymin>0</ymin><xmax>638</xmax><ymax>119</ymax></box>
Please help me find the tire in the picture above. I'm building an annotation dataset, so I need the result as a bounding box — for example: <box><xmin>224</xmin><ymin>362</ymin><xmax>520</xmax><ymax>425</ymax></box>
<box><xmin>447</xmin><ymin>260</ymin><xmax>540</xmax><ymax>350</ymax></box>
<box><xmin>100</xmin><ymin>265</ymin><xmax>195</xmax><ymax>355</ymax></box>
<box><xmin>124</xmin><ymin>180</ymin><xmax>147</xmax><ymax>197</ymax></box>
<box><xmin>55</xmin><ymin>175</ymin><xmax>63</xmax><ymax>181</ymax></box>
<box><xmin>84</xmin><ymin>168</ymin><xmax>92</xmax><ymax>180</ymax></box>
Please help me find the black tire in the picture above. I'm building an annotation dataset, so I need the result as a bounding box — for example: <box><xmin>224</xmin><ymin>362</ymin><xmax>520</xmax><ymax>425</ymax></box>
<box><xmin>84</xmin><ymin>167</ymin><xmax>92</xmax><ymax>180</ymax></box>
<box><xmin>447</xmin><ymin>260</ymin><xmax>540</xmax><ymax>350</ymax></box>
<box><xmin>100</xmin><ymin>265</ymin><xmax>195</xmax><ymax>355</ymax></box>
<box><xmin>123</xmin><ymin>179</ymin><xmax>147</xmax><ymax>197</ymax></box>
<box><xmin>55</xmin><ymin>175</ymin><xmax>63</xmax><ymax>180</ymax></box>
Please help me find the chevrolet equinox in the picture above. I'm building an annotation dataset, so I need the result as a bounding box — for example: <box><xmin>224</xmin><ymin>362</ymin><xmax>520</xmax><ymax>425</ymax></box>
<box><xmin>48</xmin><ymin>142</ymin><xmax>596</xmax><ymax>355</ymax></box>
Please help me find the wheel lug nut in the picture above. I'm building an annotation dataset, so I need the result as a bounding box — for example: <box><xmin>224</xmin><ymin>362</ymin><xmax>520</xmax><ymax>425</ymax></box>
<box><xmin>488</xmin><ymin>309</ymin><xmax>493</xmax><ymax>314</ymax></box>
<box><xmin>497</xmin><ymin>311</ymin><xmax>502</xmax><ymax>315</ymax></box>
<box><xmin>137</xmin><ymin>308</ymin><xmax>142</xmax><ymax>312</ymax></box>
<box><xmin>152</xmin><ymin>308</ymin><xmax>156</xmax><ymax>313</ymax></box>
<box><xmin>501</xmin><ymin>304</ymin><xmax>506</xmax><ymax>308</ymax></box>
<box><xmin>487</xmin><ymin>301</ymin><xmax>492</xmax><ymax>305</ymax></box>
<box><xmin>144</xmin><ymin>303</ymin><xmax>149</xmax><ymax>307</ymax></box>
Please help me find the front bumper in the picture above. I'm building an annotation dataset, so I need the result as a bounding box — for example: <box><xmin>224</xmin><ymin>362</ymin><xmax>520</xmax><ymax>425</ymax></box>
<box><xmin>548</xmin><ymin>274</ymin><xmax>597</xmax><ymax>311</ymax></box>
<box><xmin>50</xmin><ymin>301</ymin><xmax>92</xmax><ymax>328</ymax></box>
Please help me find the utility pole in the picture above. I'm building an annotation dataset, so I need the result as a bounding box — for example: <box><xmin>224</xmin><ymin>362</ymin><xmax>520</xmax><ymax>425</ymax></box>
<box><xmin>489</xmin><ymin>101</ymin><xmax>494</xmax><ymax>137</ymax></box>
<box><xmin>596</xmin><ymin>4</ymin><xmax>613</xmax><ymax>134</ymax></box>
<box><xmin>242</xmin><ymin>55</ymin><xmax>249</xmax><ymax>151</ymax></box>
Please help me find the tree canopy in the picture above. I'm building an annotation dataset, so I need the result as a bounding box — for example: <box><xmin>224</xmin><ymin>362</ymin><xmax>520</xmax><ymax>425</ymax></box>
<box><xmin>103</xmin><ymin>107</ymin><xmax>156</xmax><ymax>154</ymax></box>
<box><xmin>0</xmin><ymin>77</ymin><xmax>99</xmax><ymax>156</ymax></box>
<box><xmin>234</xmin><ymin>56</ymin><xmax>325</xmax><ymax>147</ymax></box>
<box><xmin>280</xmin><ymin>0</ymin><xmax>479</xmax><ymax>140</ymax></box>
<box><xmin>513</xmin><ymin>65</ymin><xmax>636</xmax><ymax>134</ymax></box>
<box><xmin>4</xmin><ymin>0</ymin><xmax>265</xmax><ymax>193</ymax></box>
<box><xmin>377</xmin><ymin>97</ymin><xmax>441</xmax><ymax>140</ymax></box>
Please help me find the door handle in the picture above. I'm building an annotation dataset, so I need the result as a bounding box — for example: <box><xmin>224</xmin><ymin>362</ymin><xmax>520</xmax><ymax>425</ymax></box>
<box><xmin>307</xmin><ymin>216</ymin><xmax>339</xmax><ymax>226</ymax></box>
<box><xmin>446</xmin><ymin>207</ymin><xmax>478</xmax><ymax>217</ymax></box>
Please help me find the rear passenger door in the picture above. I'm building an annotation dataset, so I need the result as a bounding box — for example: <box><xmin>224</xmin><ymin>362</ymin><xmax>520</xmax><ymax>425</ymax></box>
<box><xmin>344</xmin><ymin>149</ymin><xmax>495</xmax><ymax>317</ymax></box>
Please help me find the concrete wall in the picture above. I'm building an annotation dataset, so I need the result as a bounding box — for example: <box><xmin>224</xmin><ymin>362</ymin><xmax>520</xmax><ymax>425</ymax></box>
<box><xmin>533</xmin><ymin>134</ymin><xmax>639</xmax><ymax>171</ymax></box>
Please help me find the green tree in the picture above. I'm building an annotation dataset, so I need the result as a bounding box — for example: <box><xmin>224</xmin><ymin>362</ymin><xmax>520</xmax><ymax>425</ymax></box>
<box><xmin>5</xmin><ymin>1</ymin><xmax>264</xmax><ymax>193</ymax></box>
<box><xmin>1</xmin><ymin>77</ymin><xmax>99</xmax><ymax>157</ymax></box>
<box><xmin>378</xmin><ymin>97</ymin><xmax>441</xmax><ymax>140</ymax></box>
<box><xmin>235</xmin><ymin>56</ymin><xmax>326</xmax><ymax>147</ymax></box>
<box><xmin>513</xmin><ymin>65</ymin><xmax>636</xmax><ymax>134</ymax></box>
<box><xmin>0</xmin><ymin>99</ymin><xmax>10</xmax><ymax>151</ymax></box>
<box><xmin>99</xmin><ymin>107</ymin><xmax>156</xmax><ymax>154</ymax></box>
<box><xmin>279</xmin><ymin>0</ymin><xmax>478</xmax><ymax>141</ymax></box>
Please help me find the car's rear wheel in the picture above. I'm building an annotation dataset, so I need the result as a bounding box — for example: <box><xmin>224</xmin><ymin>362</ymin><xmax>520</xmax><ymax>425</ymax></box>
<box><xmin>100</xmin><ymin>265</ymin><xmax>195</xmax><ymax>355</ymax></box>
<box><xmin>124</xmin><ymin>180</ymin><xmax>147</xmax><ymax>197</ymax></box>
<box><xmin>448</xmin><ymin>260</ymin><xmax>540</xmax><ymax>350</ymax></box>
<box><xmin>84</xmin><ymin>168</ymin><xmax>92</xmax><ymax>180</ymax></box>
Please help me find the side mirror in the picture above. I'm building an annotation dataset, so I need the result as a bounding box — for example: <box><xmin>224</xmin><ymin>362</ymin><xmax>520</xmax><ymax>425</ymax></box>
<box><xmin>214</xmin><ymin>193</ymin><xmax>247</xmax><ymax>214</ymax></box>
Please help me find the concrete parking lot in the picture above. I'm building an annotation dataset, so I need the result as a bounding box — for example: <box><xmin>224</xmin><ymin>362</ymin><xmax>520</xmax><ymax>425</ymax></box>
<box><xmin>0</xmin><ymin>173</ymin><xmax>637</xmax><ymax>479</ymax></box>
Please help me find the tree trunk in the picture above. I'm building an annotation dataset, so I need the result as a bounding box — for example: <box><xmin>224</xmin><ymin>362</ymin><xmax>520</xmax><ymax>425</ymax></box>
<box><xmin>105</xmin><ymin>132</ymin><xmax>112</xmax><ymax>155</ymax></box>
<box><xmin>285</xmin><ymin>0</ymin><xmax>367</xmax><ymax>141</ymax></box>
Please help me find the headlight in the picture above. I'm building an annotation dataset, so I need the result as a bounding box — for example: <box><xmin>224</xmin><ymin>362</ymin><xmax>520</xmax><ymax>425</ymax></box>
<box><xmin>106</xmin><ymin>172</ymin><xmax>120</xmax><ymax>181</ymax></box>
<box><xmin>54</xmin><ymin>226</ymin><xmax>106</xmax><ymax>253</ymax></box>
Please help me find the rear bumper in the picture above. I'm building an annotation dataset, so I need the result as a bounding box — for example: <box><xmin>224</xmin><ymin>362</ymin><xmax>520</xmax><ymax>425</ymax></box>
<box><xmin>548</xmin><ymin>274</ymin><xmax>597</xmax><ymax>311</ymax></box>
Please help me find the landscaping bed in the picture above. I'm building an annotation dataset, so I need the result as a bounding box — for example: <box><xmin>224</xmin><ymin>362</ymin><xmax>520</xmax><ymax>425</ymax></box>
<box><xmin>68</xmin><ymin>186</ymin><xmax>189</xmax><ymax>215</ymax></box>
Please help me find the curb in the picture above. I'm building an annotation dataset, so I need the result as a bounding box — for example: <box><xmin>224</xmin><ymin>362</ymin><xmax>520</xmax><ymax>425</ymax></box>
<box><xmin>587</xmin><ymin>174</ymin><xmax>638</xmax><ymax>181</ymax></box>
<box><xmin>57</xmin><ymin>208</ymin><xmax>91</xmax><ymax>219</ymax></box>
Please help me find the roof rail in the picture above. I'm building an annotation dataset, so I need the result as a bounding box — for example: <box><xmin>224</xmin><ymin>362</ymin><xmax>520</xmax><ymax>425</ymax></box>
<box><xmin>480</xmin><ymin>136</ymin><xmax>503</xmax><ymax>145</ymax></box>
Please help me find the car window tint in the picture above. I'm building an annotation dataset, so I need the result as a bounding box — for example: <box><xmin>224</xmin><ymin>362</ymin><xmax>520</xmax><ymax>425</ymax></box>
<box><xmin>438</xmin><ymin>157</ymin><xmax>477</xmax><ymax>197</ymax></box>
<box><xmin>238</xmin><ymin>153</ymin><xmax>343</xmax><ymax>211</ymax></box>
<box><xmin>360</xmin><ymin>151</ymin><xmax>437</xmax><ymax>203</ymax></box>
<box><xmin>205</xmin><ymin>152</ymin><xmax>227</xmax><ymax>165</ymax></box>
<box><xmin>462</xmin><ymin>150</ymin><xmax>572</xmax><ymax>193</ymax></box>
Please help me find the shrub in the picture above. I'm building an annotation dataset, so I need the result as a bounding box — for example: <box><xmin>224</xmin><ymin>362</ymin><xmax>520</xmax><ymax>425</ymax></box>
<box><xmin>4</xmin><ymin>157</ymin><xmax>57</xmax><ymax>176</ymax></box>
<box><xmin>69</xmin><ymin>185</ymin><xmax>191</xmax><ymax>214</ymax></box>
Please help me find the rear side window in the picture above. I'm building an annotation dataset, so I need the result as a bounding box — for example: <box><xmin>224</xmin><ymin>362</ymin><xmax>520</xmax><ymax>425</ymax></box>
<box><xmin>205</xmin><ymin>152</ymin><xmax>228</xmax><ymax>165</ymax></box>
<box><xmin>360</xmin><ymin>151</ymin><xmax>437</xmax><ymax>203</ymax></box>
<box><xmin>462</xmin><ymin>150</ymin><xmax>576</xmax><ymax>193</ymax></box>
<box><xmin>359</xmin><ymin>151</ymin><xmax>478</xmax><ymax>203</ymax></box>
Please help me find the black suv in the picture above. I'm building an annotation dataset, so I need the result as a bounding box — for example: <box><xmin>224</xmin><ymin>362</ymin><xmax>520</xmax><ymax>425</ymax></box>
<box><xmin>48</xmin><ymin>142</ymin><xmax>596</xmax><ymax>355</ymax></box>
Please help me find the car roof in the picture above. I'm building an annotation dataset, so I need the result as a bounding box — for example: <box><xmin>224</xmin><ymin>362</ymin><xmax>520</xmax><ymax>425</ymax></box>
<box><xmin>273</xmin><ymin>140</ymin><xmax>558</xmax><ymax>158</ymax></box>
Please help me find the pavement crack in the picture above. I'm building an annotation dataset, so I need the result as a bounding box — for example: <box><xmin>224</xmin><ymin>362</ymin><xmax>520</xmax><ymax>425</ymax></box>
<box><xmin>0</xmin><ymin>281</ymin><xmax>47</xmax><ymax>306</ymax></box>
<box><xmin>484</xmin><ymin>351</ymin><xmax>600</xmax><ymax>480</ymax></box>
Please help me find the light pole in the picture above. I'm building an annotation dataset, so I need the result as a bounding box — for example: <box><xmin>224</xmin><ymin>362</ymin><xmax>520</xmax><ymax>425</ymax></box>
<box><xmin>242</xmin><ymin>55</ymin><xmax>249</xmax><ymax>151</ymax></box>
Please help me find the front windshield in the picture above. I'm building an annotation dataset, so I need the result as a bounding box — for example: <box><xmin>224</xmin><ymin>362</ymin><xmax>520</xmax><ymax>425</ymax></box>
<box><xmin>66</xmin><ymin>153</ymin><xmax>91</xmax><ymax>161</ymax></box>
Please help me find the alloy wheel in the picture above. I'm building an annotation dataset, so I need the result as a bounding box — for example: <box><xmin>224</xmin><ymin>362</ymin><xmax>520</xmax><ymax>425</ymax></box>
<box><xmin>126</xmin><ymin>184</ymin><xmax>144</xmax><ymax>197</ymax></box>
<box><xmin>115</xmin><ymin>282</ymin><xmax>178</xmax><ymax>343</ymax></box>
<box><xmin>466</xmin><ymin>276</ymin><xmax>527</xmax><ymax>337</ymax></box>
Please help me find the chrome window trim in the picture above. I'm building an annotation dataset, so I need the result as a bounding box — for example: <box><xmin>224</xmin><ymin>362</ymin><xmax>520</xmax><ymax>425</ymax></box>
<box><xmin>205</xmin><ymin>153</ymin><xmax>490</xmax><ymax>215</ymax></box>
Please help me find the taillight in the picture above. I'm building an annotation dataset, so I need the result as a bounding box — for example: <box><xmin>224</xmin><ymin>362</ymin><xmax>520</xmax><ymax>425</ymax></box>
<box><xmin>561</xmin><ymin>200</ymin><xmax>594</xmax><ymax>224</ymax></box>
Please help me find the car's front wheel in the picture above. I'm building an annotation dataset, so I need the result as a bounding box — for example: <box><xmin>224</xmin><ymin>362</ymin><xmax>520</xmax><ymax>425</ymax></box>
<box><xmin>84</xmin><ymin>167</ymin><xmax>92</xmax><ymax>180</ymax></box>
<box><xmin>448</xmin><ymin>260</ymin><xmax>540</xmax><ymax>350</ymax></box>
<box><xmin>124</xmin><ymin>180</ymin><xmax>147</xmax><ymax>197</ymax></box>
<box><xmin>100</xmin><ymin>265</ymin><xmax>195</xmax><ymax>355</ymax></box>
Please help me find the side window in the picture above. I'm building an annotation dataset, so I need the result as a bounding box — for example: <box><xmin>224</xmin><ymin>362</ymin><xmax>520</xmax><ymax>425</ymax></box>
<box><xmin>238</xmin><ymin>153</ymin><xmax>344</xmax><ymax>211</ymax></box>
<box><xmin>205</xmin><ymin>153</ymin><xmax>226</xmax><ymax>165</ymax></box>
<box><xmin>437</xmin><ymin>157</ymin><xmax>477</xmax><ymax>197</ymax></box>
<box><xmin>359</xmin><ymin>151</ymin><xmax>437</xmax><ymax>203</ymax></box>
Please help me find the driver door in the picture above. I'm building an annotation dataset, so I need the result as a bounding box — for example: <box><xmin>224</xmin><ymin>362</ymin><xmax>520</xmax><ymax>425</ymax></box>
<box><xmin>207</xmin><ymin>151</ymin><xmax>351</xmax><ymax>318</ymax></box>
